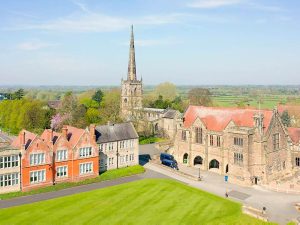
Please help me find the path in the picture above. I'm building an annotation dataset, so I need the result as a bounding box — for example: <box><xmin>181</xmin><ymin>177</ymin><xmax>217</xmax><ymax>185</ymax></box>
<box><xmin>0</xmin><ymin>169</ymin><xmax>168</xmax><ymax>209</ymax></box>
<box><xmin>145</xmin><ymin>162</ymin><xmax>300</xmax><ymax>225</ymax></box>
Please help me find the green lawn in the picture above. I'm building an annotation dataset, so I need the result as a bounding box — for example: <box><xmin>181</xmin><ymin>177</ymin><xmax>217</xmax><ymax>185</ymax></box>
<box><xmin>0</xmin><ymin>179</ymin><xmax>274</xmax><ymax>225</ymax></box>
<box><xmin>139</xmin><ymin>136</ymin><xmax>167</xmax><ymax>145</ymax></box>
<box><xmin>0</xmin><ymin>165</ymin><xmax>145</xmax><ymax>200</ymax></box>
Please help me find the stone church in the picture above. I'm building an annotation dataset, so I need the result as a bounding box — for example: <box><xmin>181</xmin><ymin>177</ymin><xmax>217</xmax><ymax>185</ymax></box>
<box><xmin>120</xmin><ymin>26</ymin><xmax>300</xmax><ymax>190</ymax></box>
<box><xmin>120</xmin><ymin>26</ymin><xmax>180</xmax><ymax>138</ymax></box>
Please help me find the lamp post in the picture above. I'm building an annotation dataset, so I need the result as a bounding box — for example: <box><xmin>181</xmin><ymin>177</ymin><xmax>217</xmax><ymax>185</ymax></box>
<box><xmin>198</xmin><ymin>165</ymin><xmax>201</xmax><ymax>180</ymax></box>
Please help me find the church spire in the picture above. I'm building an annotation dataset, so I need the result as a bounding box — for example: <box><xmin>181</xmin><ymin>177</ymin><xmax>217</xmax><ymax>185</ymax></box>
<box><xmin>127</xmin><ymin>25</ymin><xmax>137</xmax><ymax>81</ymax></box>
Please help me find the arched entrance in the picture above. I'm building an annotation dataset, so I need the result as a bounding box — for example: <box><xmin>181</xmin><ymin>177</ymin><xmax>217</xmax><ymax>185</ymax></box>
<box><xmin>183</xmin><ymin>153</ymin><xmax>188</xmax><ymax>164</ymax></box>
<box><xmin>225</xmin><ymin>164</ymin><xmax>229</xmax><ymax>173</ymax></box>
<box><xmin>194</xmin><ymin>156</ymin><xmax>203</xmax><ymax>165</ymax></box>
<box><xmin>154</xmin><ymin>123</ymin><xmax>159</xmax><ymax>132</ymax></box>
<box><xmin>209</xmin><ymin>159</ymin><xmax>220</xmax><ymax>169</ymax></box>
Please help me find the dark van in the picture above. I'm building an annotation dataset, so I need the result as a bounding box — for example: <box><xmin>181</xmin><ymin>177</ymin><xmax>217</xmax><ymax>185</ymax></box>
<box><xmin>160</xmin><ymin>153</ymin><xmax>178</xmax><ymax>170</ymax></box>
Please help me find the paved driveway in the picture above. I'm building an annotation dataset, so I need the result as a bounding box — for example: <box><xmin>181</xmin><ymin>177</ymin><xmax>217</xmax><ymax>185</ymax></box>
<box><xmin>145</xmin><ymin>162</ymin><xmax>300</xmax><ymax>225</ymax></box>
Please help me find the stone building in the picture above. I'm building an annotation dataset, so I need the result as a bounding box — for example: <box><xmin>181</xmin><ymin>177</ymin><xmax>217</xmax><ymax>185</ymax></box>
<box><xmin>96</xmin><ymin>122</ymin><xmax>139</xmax><ymax>172</ymax></box>
<box><xmin>0</xmin><ymin>140</ymin><xmax>21</xmax><ymax>194</ymax></box>
<box><xmin>120</xmin><ymin>26</ymin><xmax>180</xmax><ymax>139</ymax></box>
<box><xmin>170</xmin><ymin>105</ymin><xmax>300</xmax><ymax>186</ymax></box>
<box><xmin>120</xmin><ymin>25</ymin><xmax>143</xmax><ymax>120</ymax></box>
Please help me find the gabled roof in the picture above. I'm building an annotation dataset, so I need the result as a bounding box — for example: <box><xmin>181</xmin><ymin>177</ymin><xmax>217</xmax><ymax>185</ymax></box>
<box><xmin>278</xmin><ymin>105</ymin><xmax>300</xmax><ymax>114</ymax></box>
<box><xmin>47</xmin><ymin>100</ymin><xmax>61</xmax><ymax>110</ymax></box>
<box><xmin>64</xmin><ymin>126</ymin><xmax>85</xmax><ymax>148</ymax></box>
<box><xmin>183</xmin><ymin>105</ymin><xmax>273</xmax><ymax>132</ymax></box>
<box><xmin>95</xmin><ymin>122</ymin><xmax>138</xmax><ymax>143</ymax></box>
<box><xmin>11</xmin><ymin>130</ymin><xmax>37</xmax><ymax>150</ymax></box>
<box><xmin>287</xmin><ymin>127</ymin><xmax>300</xmax><ymax>144</ymax></box>
<box><xmin>162</xmin><ymin>109</ymin><xmax>179</xmax><ymax>119</ymax></box>
<box><xmin>40</xmin><ymin>129</ymin><xmax>61</xmax><ymax>145</ymax></box>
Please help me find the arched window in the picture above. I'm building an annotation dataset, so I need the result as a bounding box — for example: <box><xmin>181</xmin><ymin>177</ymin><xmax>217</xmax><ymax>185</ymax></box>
<box><xmin>209</xmin><ymin>159</ymin><xmax>219</xmax><ymax>169</ymax></box>
<box><xmin>183</xmin><ymin>153</ymin><xmax>188</xmax><ymax>164</ymax></box>
<box><xmin>194</xmin><ymin>156</ymin><xmax>203</xmax><ymax>165</ymax></box>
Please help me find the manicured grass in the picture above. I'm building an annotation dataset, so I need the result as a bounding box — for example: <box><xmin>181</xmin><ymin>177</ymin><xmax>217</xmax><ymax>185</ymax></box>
<box><xmin>0</xmin><ymin>179</ymin><xmax>274</xmax><ymax>225</ymax></box>
<box><xmin>139</xmin><ymin>136</ymin><xmax>167</xmax><ymax>145</ymax></box>
<box><xmin>0</xmin><ymin>165</ymin><xmax>145</xmax><ymax>200</ymax></box>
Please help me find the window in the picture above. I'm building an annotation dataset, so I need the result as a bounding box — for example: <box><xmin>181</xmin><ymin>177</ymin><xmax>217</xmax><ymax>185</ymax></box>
<box><xmin>108</xmin><ymin>142</ymin><xmax>114</xmax><ymax>151</ymax></box>
<box><xmin>0</xmin><ymin>155</ymin><xmax>19</xmax><ymax>169</ymax></box>
<box><xmin>119</xmin><ymin>141</ymin><xmax>125</xmax><ymax>149</ymax></box>
<box><xmin>126</xmin><ymin>155</ymin><xmax>128</xmax><ymax>162</ymax></box>
<box><xmin>234</xmin><ymin>137</ymin><xmax>243</xmax><ymax>147</ymax></box>
<box><xmin>30</xmin><ymin>170</ymin><xmax>46</xmax><ymax>184</ymax></box>
<box><xmin>108</xmin><ymin>157</ymin><xmax>114</xmax><ymax>166</ymax></box>
<box><xmin>195</xmin><ymin>127</ymin><xmax>202</xmax><ymax>144</ymax></box>
<box><xmin>296</xmin><ymin>157</ymin><xmax>300</xmax><ymax>167</ymax></box>
<box><xmin>273</xmin><ymin>133</ymin><xmax>280</xmax><ymax>150</ymax></box>
<box><xmin>130</xmin><ymin>139</ymin><xmax>134</xmax><ymax>148</ymax></box>
<box><xmin>79</xmin><ymin>147</ymin><xmax>92</xmax><ymax>158</ymax></box>
<box><xmin>217</xmin><ymin>136</ymin><xmax>221</xmax><ymax>147</ymax></box>
<box><xmin>210</xmin><ymin>135</ymin><xmax>214</xmax><ymax>146</ymax></box>
<box><xmin>57</xmin><ymin>150</ymin><xmax>67</xmax><ymax>161</ymax></box>
<box><xmin>181</xmin><ymin>130</ymin><xmax>187</xmax><ymax>141</ymax></box>
<box><xmin>56</xmin><ymin>166</ymin><xmax>68</xmax><ymax>177</ymax></box>
<box><xmin>30</xmin><ymin>153</ymin><xmax>45</xmax><ymax>166</ymax></box>
<box><xmin>0</xmin><ymin>173</ymin><xmax>19</xmax><ymax>187</ymax></box>
<box><xmin>79</xmin><ymin>163</ymin><xmax>93</xmax><ymax>174</ymax></box>
<box><xmin>234</xmin><ymin>153</ymin><xmax>243</xmax><ymax>166</ymax></box>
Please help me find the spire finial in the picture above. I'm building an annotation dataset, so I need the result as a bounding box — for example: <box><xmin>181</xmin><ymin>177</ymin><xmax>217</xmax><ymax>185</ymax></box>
<box><xmin>127</xmin><ymin>25</ymin><xmax>136</xmax><ymax>81</ymax></box>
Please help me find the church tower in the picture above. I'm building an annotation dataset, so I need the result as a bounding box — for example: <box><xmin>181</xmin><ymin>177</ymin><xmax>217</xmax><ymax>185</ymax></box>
<box><xmin>121</xmin><ymin>25</ymin><xmax>143</xmax><ymax>120</ymax></box>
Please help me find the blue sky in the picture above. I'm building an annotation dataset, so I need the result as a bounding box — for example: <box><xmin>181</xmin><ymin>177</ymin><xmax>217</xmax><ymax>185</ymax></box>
<box><xmin>0</xmin><ymin>0</ymin><xmax>299</xmax><ymax>85</ymax></box>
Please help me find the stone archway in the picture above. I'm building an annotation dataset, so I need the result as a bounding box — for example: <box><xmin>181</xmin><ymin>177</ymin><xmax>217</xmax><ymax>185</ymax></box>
<box><xmin>183</xmin><ymin>153</ymin><xmax>188</xmax><ymax>164</ymax></box>
<box><xmin>209</xmin><ymin>159</ymin><xmax>220</xmax><ymax>169</ymax></box>
<box><xmin>194</xmin><ymin>156</ymin><xmax>203</xmax><ymax>166</ymax></box>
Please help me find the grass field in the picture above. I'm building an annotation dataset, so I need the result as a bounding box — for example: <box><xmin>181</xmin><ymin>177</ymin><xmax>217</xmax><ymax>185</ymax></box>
<box><xmin>0</xmin><ymin>165</ymin><xmax>145</xmax><ymax>200</ymax></box>
<box><xmin>0</xmin><ymin>179</ymin><xmax>274</xmax><ymax>225</ymax></box>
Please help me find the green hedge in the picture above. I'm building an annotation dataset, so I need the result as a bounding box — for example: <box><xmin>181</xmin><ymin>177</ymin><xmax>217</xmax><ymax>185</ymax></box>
<box><xmin>0</xmin><ymin>165</ymin><xmax>145</xmax><ymax>200</ymax></box>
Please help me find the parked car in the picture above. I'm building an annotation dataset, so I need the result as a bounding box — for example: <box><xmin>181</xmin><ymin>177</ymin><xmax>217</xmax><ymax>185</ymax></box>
<box><xmin>160</xmin><ymin>153</ymin><xmax>178</xmax><ymax>170</ymax></box>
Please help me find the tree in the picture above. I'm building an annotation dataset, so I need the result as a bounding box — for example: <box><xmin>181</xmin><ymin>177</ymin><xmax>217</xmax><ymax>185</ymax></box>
<box><xmin>99</xmin><ymin>89</ymin><xmax>122</xmax><ymax>124</ymax></box>
<box><xmin>154</xmin><ymin>82</ymin><xmax>177</xmax><ymax>100</ymax></box>
<box><xmin>281</xmin><ymin>110</ymin><xmax>291</xmax><ymax>127</ymax></box>
<box><xmin>188</xmin><ymin>88</ymin><xmax>212</xmax><ymax>106</ymax></box>
<box><xmin>13</xmin><ymin>89</ymin><xmax>25</xmax><ymax>100</ymax></box>
<box><xmin>92</xmin><ymin>90</ymin><xmax>104</xmax><ymax>105</ymax></box>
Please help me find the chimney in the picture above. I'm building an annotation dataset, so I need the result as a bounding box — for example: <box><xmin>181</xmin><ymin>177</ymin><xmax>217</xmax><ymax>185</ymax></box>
<box><xmin>48</xmin><ymin>129</ymin><xmax>54</xmax><ymax>145</ymax></box>
<box><xmin>20</xmin><ymin>131</ymin><xmax>26</xmax><ymax>149</ymax></box>
<box><xmin>62</xmin><ymin>125</ymin><xmax>68</xmax><ymax>138</ymax></box>
<box><xmin>90</xmin><ymin>124</ymin><xmax>96</xmax><ymax>141</ymax></box>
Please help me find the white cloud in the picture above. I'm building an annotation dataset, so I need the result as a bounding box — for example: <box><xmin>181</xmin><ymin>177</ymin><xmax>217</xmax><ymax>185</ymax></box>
<box><xmin>17</xmin><ymin>40</ymin><xmax>58</xmax><ymax>51</ymax></box>
<box><xmin>187</xmin><ymin>0</ymin><xmax>283</xmax><ymax>12</ymax></box>
<box><xmin>188</xmin><ymin>0</ymin><xmax>242</xmax><ymax>8</ymax></box>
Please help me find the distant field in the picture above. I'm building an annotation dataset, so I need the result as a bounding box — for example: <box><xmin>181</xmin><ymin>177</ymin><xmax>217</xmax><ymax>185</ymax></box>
<box><xmin>0</xmin><ymin>179</ymin><xmax>274</xmax><ymax>225</ymax></box>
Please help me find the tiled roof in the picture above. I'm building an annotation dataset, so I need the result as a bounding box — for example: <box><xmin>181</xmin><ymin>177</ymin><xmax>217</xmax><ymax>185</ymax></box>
<box><xmin>287</xmin><ymin>127</ymin><xmax>300</xmax><ymax>144</ymax></box>
<box><xmin>95</xmin><ymin>122</ymin><xmax>138</xmax><ymax>143</ymax></box>
<box><xmin>65</xmin><ymin>126</ymin><xmax>85</xmax><ymax>148</ymax></box>
<box><xmin>40</xmin><ymin>129</ymin><xmax>61</xmax><ymax>145</ymax></box>
<box><xmin>47</xmin><ymin>100</ymin><xmax>61</xmax><ymax>109</ymax></box>
<box><xmin>11</xmin><ymin>129</ymin><xmax>37</xmax><ymax>149</ymax></box>
<box><xmin>183</xmin><ymin>105</ymin><xmax>273</xmax><ymax>132</ymax></box>
<box><xmin>278</xmin><ymin>105</ymin><xmax>300</xmax><ymax>114</ymax></box>
<box><xmin>162</xmin><ymin>109</ymin><xmax>179</xmax><ymax>119</ymax></box>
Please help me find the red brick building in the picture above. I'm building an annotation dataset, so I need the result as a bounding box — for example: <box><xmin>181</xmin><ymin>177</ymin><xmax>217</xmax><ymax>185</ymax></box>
<box><xmin>12</xmin><ymin>125</ymin><xmax>99</xmax><ymax>191</ymax></box>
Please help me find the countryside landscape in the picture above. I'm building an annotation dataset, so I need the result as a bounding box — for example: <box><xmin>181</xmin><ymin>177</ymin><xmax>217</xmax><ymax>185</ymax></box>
<box><xmin>0</xmin><ymin>0</ymin><xmax>300</xmax><ymax>225</ymax></box>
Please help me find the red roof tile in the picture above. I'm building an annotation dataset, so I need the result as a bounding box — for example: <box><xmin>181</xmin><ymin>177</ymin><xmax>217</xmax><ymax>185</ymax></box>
<box><xmin>183</xmin><ymin>105</ymin><xmax>273</xmax><ymax>132</ymax></box>
<box><xmin>65</xmin><ymin>126</ymin><xmax>85</xmax><ymax>148</ymax></box>
<box><xmin>11</xmin><ymin>129</ymin><xmax>37</xmax><ymax>149</ymax></box>
<box><xmin>287</xmin><ymin>127</ymin><xmax>300</xmax><ymax>144</ymax></box>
